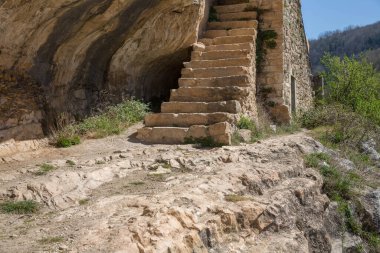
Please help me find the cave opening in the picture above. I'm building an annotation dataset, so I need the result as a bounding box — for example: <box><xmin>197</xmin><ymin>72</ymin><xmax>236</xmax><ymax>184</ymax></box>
<box><xmin>140</xmin><ymin>48</ymin><xmax>191</xmax><ymax>113</ymax></box>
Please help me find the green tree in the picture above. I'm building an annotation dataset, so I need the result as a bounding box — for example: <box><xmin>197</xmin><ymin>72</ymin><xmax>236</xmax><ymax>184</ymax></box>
<box><xmin>321</xmin><ymin>54</ymin><xmax>380</xmax><ymax>125</ymax></box>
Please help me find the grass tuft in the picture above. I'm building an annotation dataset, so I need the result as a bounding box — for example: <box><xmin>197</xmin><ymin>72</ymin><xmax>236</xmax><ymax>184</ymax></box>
<box><xmin>38</xmin><ymin>236</ymin><xmax>64</xmax><ymax>244</ymax></box>
<box><xmin>35</xmin><ymin>164</ymin><xmax>56</xmax><ymax>176</ymax></box>
<box><xmin>129</xmin><ymin>181</ymin><xmax>145</xmax><ymax>186</ymax></box>
<box><xmin>78</xmin><ymin>199</ymin><xmax>90</xmax><ymax>205</ymax></box>
<box><xmin>0</xmin><ymin>200</ymin><xmax>39</xmax><ymax>214</ymax></box>
<box><xmin>66</xmin><ymin>160</ymin><xmax>76</xmax><ymax>166</ymax></box>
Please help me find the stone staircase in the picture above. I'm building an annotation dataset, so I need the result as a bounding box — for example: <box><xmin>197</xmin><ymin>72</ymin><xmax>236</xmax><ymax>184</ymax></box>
<box><xmin>137</xmin><ymin>0</ymin><xmax>258</xmax><ymax>145</ymax></box>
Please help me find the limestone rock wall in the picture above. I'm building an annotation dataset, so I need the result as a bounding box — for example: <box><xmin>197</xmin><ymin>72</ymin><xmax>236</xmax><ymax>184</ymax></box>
<box><xmin>0</xmin><ymin>68</ymin><xmax>45</xmax><ymax>142</ymax></box>
<box><xmin>0</xmin><ymin>0</ymin><xmax>212</xmax><ymax>141</ymax></box>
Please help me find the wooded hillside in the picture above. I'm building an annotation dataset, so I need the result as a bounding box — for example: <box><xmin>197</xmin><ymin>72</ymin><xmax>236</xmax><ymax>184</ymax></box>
<box><xmin>310</xmin><ymin>21</ymin><xmax>380</xmax><ymax>73</ymax></box>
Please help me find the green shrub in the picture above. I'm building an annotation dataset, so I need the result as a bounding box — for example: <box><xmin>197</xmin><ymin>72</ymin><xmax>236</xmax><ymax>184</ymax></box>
<box><xmin>321</xmin><ymin>54</ymin><xmax>380</xmax><ymax>125</ymax></box>
<box><xmin>56</xmin><ymin>135</ymin><xmax>80</xmax><ymax>148</ymax></box>
<box><xmin>300</xmin><ymin>104</ymin><xmax>379</xmax><ymax>149</ymax></box>
<box><xmin>0</xmin><ymin>200</ymin><xmax>39</xmax><ymax>214</ymax></box>
<box><xmin>305</xmin><ymin>152</ymin><xmax>331</xmax><ymax>168</ymax></box>
<box><xmin>54</xmin><ymin>99</ymin><xmax>149</xmax><ymax>147</ymax></box>
<box><xmin>237</xmin><ymin>116</ymin><xmax>256</xmax><ymax>131</ymax></box>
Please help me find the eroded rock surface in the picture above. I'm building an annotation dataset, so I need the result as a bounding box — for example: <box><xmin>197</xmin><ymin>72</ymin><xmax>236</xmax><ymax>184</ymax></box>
<box><xmin>0</xmin><ymin>0</ymin><xmax>210</xmax><ymax>140</ymax></box>
<box><xmin>0</xmin><ymin>132</ymin><xmax>340</xmax><ymax>252</ymax></box>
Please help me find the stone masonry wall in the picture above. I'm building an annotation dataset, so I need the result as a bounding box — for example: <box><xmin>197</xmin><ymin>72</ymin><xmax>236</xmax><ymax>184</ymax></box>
<box><xmin>251</xmin><ymin>0</ymin><xmax>287</xmax><ymax>122</ymax></box>
<box><xmin>251</xmin><ymin>0</ymin><xmax>312</xmax><ymax>123</ymax></box>
<box><xmin>283</xmin><ymin>0</ymin><xmax>313</xmax><ymax>115</ymax></box>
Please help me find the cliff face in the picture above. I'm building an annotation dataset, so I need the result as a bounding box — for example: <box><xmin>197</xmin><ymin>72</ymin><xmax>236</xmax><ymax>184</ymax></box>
<box><xmin>0</xmin><ymin>0</ymin><xmax>209</xmax><ymax>141</ymax></box>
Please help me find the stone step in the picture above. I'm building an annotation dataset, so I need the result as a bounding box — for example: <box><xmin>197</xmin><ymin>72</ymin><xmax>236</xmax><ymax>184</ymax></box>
<box><xmin>137</xmin><ymin>122</ymin><xmax>232</xmax><ymax>145</ymax></box>
<box><xmin>161</xmin><ymin>101</ymin><xmax>242</xmax><ymax>114</ymax></box>
<box><xmin>191</xmin><ymin>49</ymin><xmax>250</xmax><ymax>60</ymax></box>
<box><xmin>208</xmin><ymin>20</ymin><xmax>258</xmax><ymax>30</ymax></box>
<box><xmin>219</xmin><ymin>11</ymin><xmax>257</xmax><ymax>21</ymax></box>
<box><xmin>203</xmin><ymin>28</ymin><xmax>256</xmax><ymax>39</ymax></box>
<box><xmin>203</xmin><ymin>42</ymin><xmax>253</xmax><ymax>52</ymax></box>
<box><xmin>170</xmin><ymin>87</ymin><xmax>250</xmax><ymax>102</ymax></box>
<box><xmin>144</xmin><ymin>112</ymin><xmax>238</xmax><ymax>127</ymax></box>
<box><xmin>184</xmin><ymin>57</ymin><xmax>251</xmax><ymax>68</ymax></box>
<box><xmin>199</xmin><ymin>35</ymin><xmax>255</xmax><ymax>46</ymax></box>
<box><xmin>179</xmin><ymin>75</ymin><xmax>251</xmax><ymax>88</ymax></box>
<box><xmin>181</xmin><ymin>66</ymin><xmax>250</xmax><ymax>78</ymax></box>
<box><xmin>214</xmin><ymin>3</ymin><xmax>257</xmax><ymax>14</ymax></box>
<box><xmin>217</xmin><ymin>0</ymin><xmax>253</xmax><ymax>5</ymax></box>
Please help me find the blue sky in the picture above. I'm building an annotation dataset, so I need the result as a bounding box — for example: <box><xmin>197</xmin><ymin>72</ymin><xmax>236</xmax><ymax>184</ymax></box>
<box><xmin>302</xmin><ymin>0</ymin><xmax>380</xmax><ymax>39</ymax></box>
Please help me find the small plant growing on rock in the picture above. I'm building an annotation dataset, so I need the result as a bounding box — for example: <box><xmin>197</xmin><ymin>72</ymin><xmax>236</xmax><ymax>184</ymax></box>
<box><xmin>225</xmin><ymin>194</ymin><xmax>249</xmax><ymax>202</ymax></box>
<box><xmin>304</xmin><ymin>152</ymin><xmax>330</xmax><ymax>168</ymax></box>
<box><xmin>256</xmin><ymin>30</ymin><xmax>278</xmax><ymax>70</ymax></box>
<box><xmin>38</xmin><ymin>236</ymin><xmax>64</xmax><ymax>244</ymax></box>
<box><xmin>129</xmin><ymin>181</ymin><xmax>145</xmax><ymax>186</ymax></box>
<box><xmin>66</xmin><ymin>160</ymin><xmax>76</xmax><ymax>166</ymax></box>
<box><xmin>35</xmin><ymin>164</ymin><xmax>56</xmax><ymax>176</ymax></box>
<box><xmin>304</xmin><ymin>152</ymin><xmax>380</xmax><ymax>250</ymax></box>
<box><xmin>236</xmin><ymin>116</ymin><xmax>264</xmax><ymax>143</ymax></box>
<box><xmin>0</xmin><ymin>200</ymin><xmax>39</xmax><ymax>214</ymax></box>
<box><xmin>56</xmin><ymin>135</ymin><xmax>80</xmax><ymax>148</ymax></box>
<box><xmin>237</xmin><ymin>116</ymin><xmax>256</xmax><ymax>131</ymax></box>
<box><xmin>78</xmin><ymin>199</ymin><xmax>90</xmax><ymax>205</ymax></box>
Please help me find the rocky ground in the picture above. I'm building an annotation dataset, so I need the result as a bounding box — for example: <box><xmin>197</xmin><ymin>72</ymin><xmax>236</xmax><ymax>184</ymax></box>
<box><xmin>0</xmin><ymin>124</ymin><xmax>376</xmax><ymax>252</ymax></box>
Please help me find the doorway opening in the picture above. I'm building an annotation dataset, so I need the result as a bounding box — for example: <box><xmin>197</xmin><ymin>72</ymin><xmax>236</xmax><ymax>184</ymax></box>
<box><xmin>291</xmin><ymin>76</ymin><xmax>296</xmax><ymax>115</ymax></box>
<box><xmin>140</xmin><ymin>48</ymin><xmax>191</xmax><ymax>113</ymax></box>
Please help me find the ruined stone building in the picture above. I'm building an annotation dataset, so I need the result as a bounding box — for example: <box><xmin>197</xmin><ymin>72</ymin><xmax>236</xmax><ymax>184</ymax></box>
<box><xmin>0</xmin><ymin>0</ymin><xmax>312</xmax><ymax>144</ymax></box>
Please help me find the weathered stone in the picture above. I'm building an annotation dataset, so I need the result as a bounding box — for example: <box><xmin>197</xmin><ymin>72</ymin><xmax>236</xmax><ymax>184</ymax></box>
<box><xmin>203</xmin><ymin>28</ymin><xmax>256</xmax><ymax>38</ymax></box>
<box><xmin>237</xmin><ymin>129</ymin><xmax>252</xmax><ymax>143</ymax></box>
<box><xmin>219</xmin><ymin>11</ymin><xmax>258</xmax><ymax>22</ymax></box>
<box><xmin>179</xmin><ymin>75</ymin><xmax>251</xmax><ymax>88</ymax></box>
<box><xmin>161</xmin><ymin>101</ymin><xmax>242</xmax><ymax>114</ymax></box>
<box><xmin>0</xmin><ymin>0</ymin><xmax>214</xmax><ymax>140</ymax></box>
<box><xmin>144</xmin><ymin>113</ymin><xmax>237</xmax><ymax>127</ymax></box>
<box><xmin>192</xmin><ymin>49</ymin><xmax>251</xmax><ymax>61</ymax></box>
<box><xmin>208</xmin><ymin>20</ymin><xmax>258</xmax><ymax>30</ymax></box>
<box><xmin>170</xmin><ymin>87</ymin><xmax>251</xmax><ymax>102</ymax></box>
